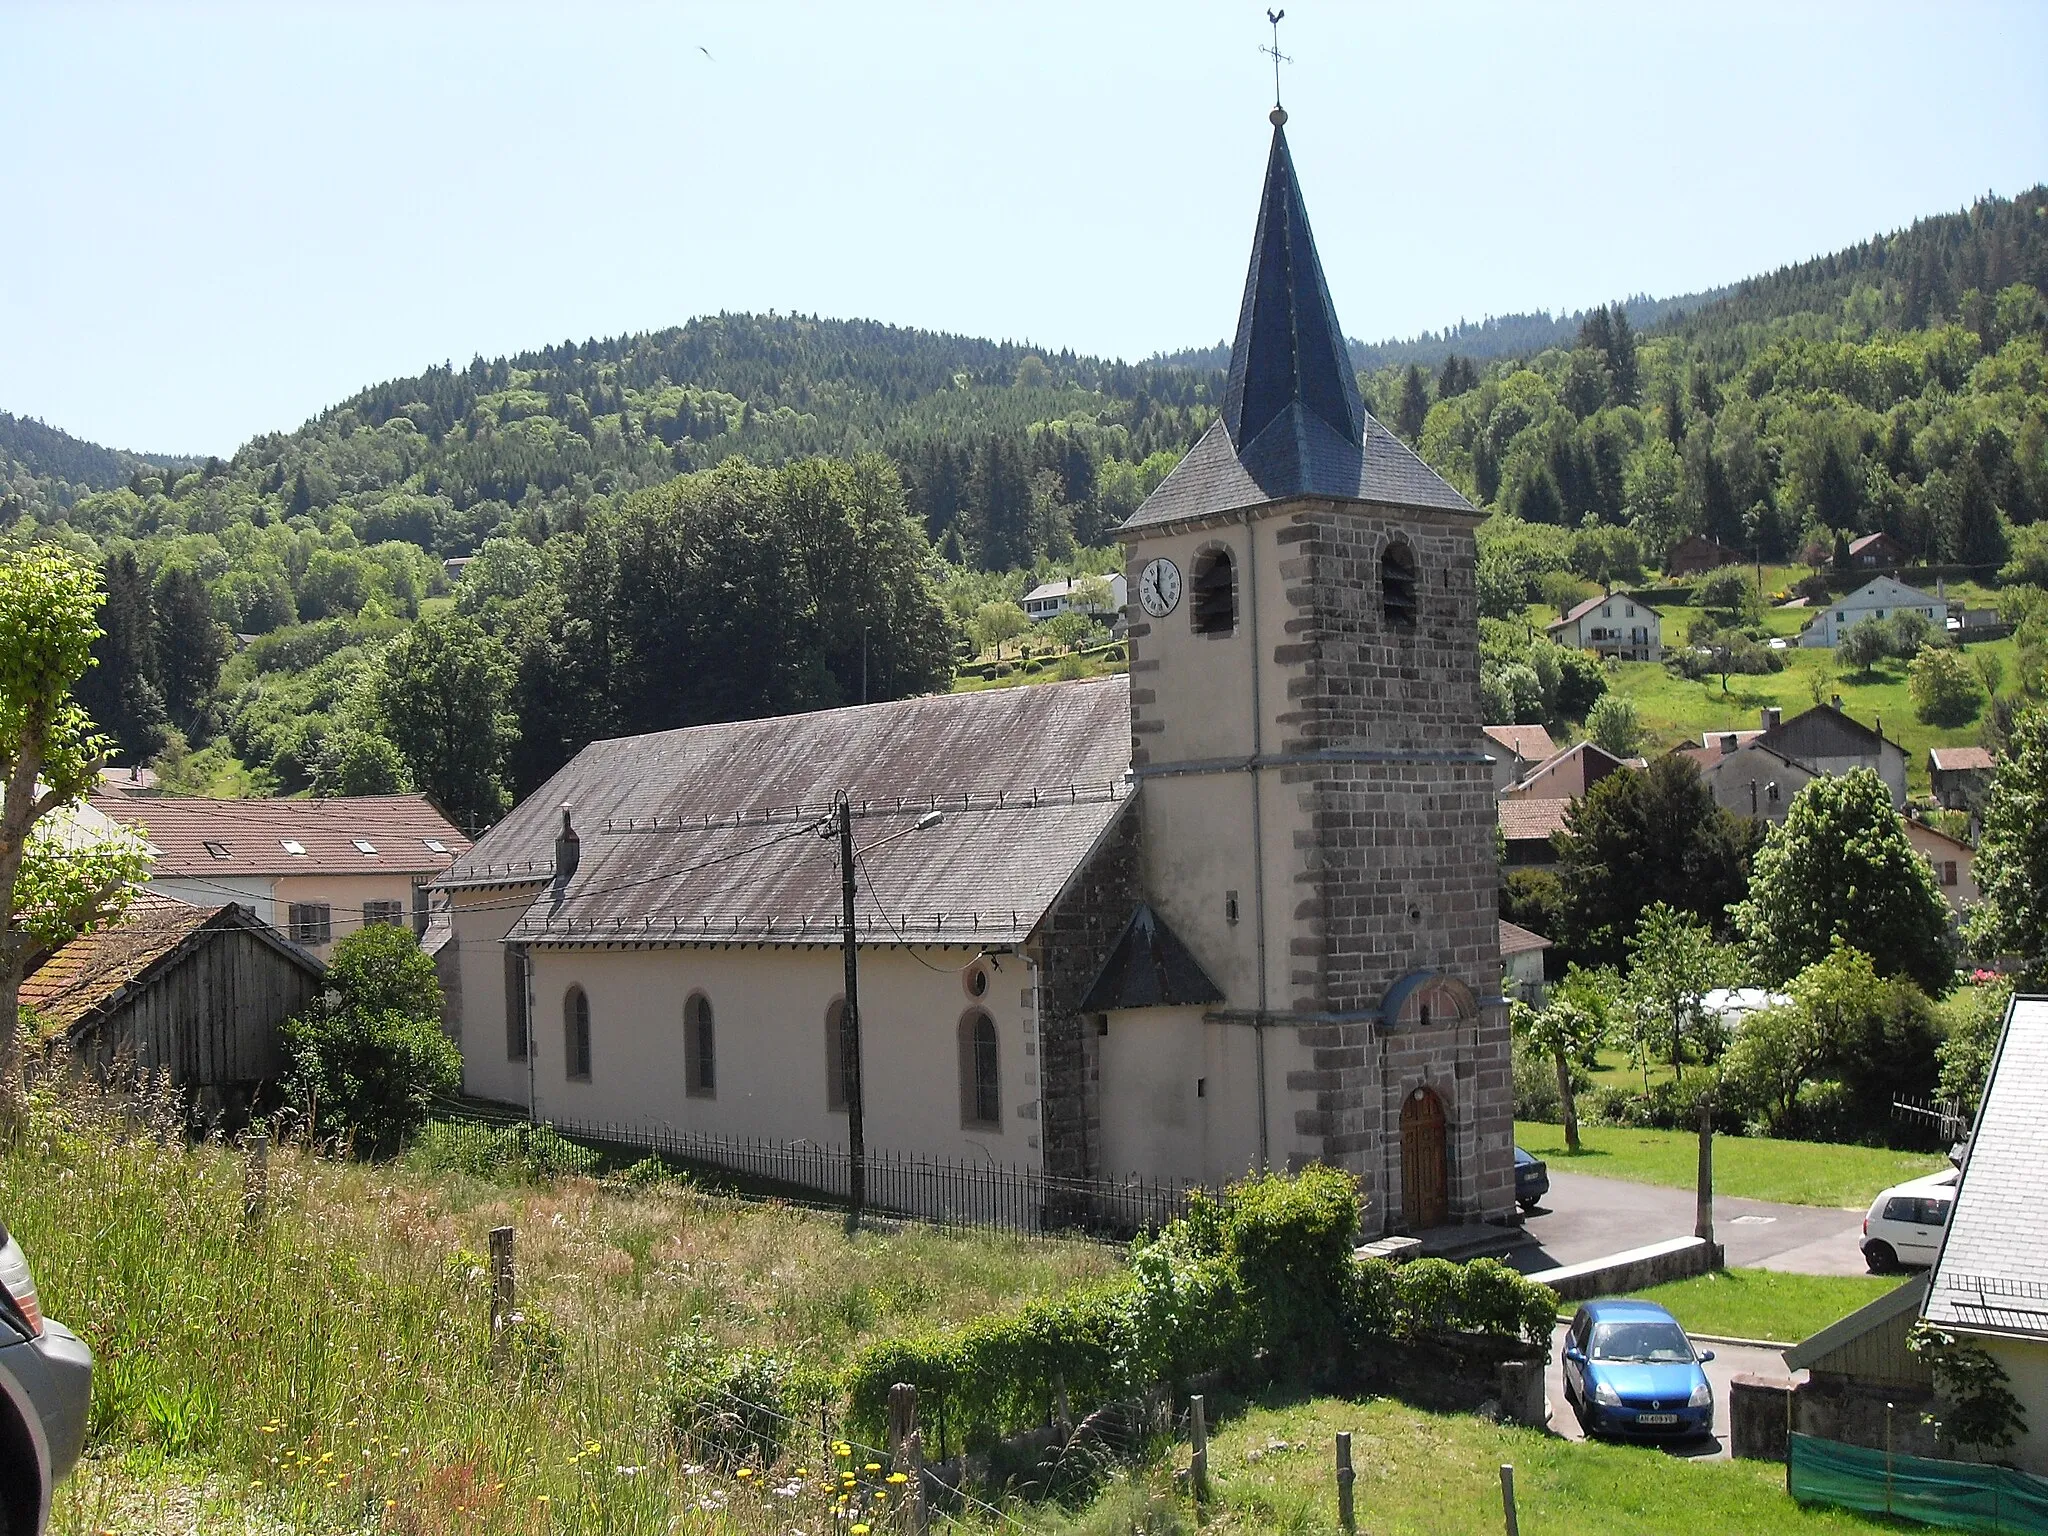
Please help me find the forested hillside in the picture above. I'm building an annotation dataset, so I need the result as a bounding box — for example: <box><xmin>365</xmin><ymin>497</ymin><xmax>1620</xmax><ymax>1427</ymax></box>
<box><xmin>2</xmin><ymin>185</ymin><xmax>2042</xmax><ymax>826</ymax></box>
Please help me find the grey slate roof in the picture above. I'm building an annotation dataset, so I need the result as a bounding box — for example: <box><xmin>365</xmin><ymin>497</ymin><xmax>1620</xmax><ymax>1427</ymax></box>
<box><xmin>1121</xmin><ymin>119</ymin><xmax>1474</xmax><ymax>535</ymax></box>
<box><xmin>1925</xmin><ymin>995</ymin><xmax>2048</xmax><ymax>1339</ymax></box>
<box><xmin>1080</xmin><ymin>904</ymin><xmax>1224</xmax><ymax>1011</ymax></box>
<box><xmin>445</xmin><ymin>676</ymin><xmax>1136</xmax><ymax>949</ymax></box>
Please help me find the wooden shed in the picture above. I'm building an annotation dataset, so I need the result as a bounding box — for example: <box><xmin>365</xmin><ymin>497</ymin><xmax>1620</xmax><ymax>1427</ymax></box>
<box><xmin>22</xmin><ymin>896</ymin><xmax>325</xmax><ymax>1107</ymax></box>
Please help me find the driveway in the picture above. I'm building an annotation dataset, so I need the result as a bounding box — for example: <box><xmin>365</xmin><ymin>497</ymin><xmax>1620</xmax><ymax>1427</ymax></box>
<box><xmin>1541</xmin><ymin>1320</ymin><xmax>1797</xmax><ymax>1461</ymax></box>
<box><xmin>1507</xmin><ymin>1169</ymin><xmax>1869</xmax><ymax>1277</ymax></box>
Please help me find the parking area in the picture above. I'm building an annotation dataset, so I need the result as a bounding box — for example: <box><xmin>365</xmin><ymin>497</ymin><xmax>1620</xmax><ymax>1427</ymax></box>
<box><xmin>1508</xmin><ymin>1169</ymin><xmax>1870</xmax><ymax>1277</ymax></box>
<box><xmin>1541</xmin><ymin>1320</ymin><xmax>1797</xmax><ymax>1461</ymax></box>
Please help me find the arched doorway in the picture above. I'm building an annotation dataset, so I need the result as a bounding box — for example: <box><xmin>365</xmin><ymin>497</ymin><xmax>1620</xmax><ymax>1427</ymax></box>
<box><xmin>1400</xmin><ymin>1085</ymin><xmax>1449</xmax><ymax>1230</ymax></box>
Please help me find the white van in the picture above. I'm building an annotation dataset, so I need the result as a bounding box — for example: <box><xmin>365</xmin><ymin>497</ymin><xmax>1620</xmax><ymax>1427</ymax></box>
<box><xmin>1861</xmin><ymin>1168</ymin><xmax>1959</xmax><ymax>1272</ymax></box>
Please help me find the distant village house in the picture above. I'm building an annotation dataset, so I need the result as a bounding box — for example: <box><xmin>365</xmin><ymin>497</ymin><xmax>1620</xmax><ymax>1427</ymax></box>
<box><xmin>1798</xmin><ymin>575</ymin><xmax>1945</xmax><ymax>649</ymax></box>
<box><xmin>1546</xmin><ymin>593</ymin><xmax>1661</xmax><ymax>662</ymax></box>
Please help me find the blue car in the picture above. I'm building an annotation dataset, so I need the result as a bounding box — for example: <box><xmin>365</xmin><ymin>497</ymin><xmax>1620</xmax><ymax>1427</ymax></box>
<box><xmin>1560</xmin><ymin>1300</ymin><xmax>1715</xmax><ymax>1440</ymax></box>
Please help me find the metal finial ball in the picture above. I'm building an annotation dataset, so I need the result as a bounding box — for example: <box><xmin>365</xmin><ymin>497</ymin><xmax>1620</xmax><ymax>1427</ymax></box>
<box><xmin>1270</xmin><ymin>106</ymin><xmax>1288</xmax><ymax>126</ymax></box>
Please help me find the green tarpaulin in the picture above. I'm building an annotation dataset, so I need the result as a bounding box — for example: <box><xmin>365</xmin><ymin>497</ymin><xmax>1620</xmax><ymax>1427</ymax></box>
<box><xmin>1789</xmin><ymin>1432</ymin><xmax>2048</xmax><ymax>1534</ymax></box>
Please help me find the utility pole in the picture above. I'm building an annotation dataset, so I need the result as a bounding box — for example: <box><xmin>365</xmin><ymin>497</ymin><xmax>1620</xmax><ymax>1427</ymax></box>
<box><xmin>838</xmin><ymin>792</ymin><xmax>866</xmax><ymax>1223</ymax></box>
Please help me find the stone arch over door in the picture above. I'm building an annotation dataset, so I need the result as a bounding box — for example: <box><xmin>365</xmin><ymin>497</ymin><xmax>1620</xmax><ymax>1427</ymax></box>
<box><xmin>1400</xmin><ymin>1084</ymin><xmax>1449</xmax><ymax>1230</ymax></box>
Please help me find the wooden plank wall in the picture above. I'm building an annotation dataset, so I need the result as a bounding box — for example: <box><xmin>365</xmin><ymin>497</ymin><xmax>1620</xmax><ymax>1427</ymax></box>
<box><xmin>80</xmin><ymin>928</ymin><xmax>322</xmax><ymax>1089</ymax></box>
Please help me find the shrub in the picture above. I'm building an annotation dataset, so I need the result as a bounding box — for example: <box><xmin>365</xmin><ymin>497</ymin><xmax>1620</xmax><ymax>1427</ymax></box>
<box><xmin>404</xmin><ymin>1119</ymin><xmax>601</xmax><ymax>1181</ymax></box>
<box><xmin>283</xmin><ymin>1006</ymin><xmax>459</xmax><ymax>1156</ymax></box>
<box><xmin>1215</xmin><ymin>1167</ymin><xmax>1361</xmax><ymax>1372</ymax></box>
<box><xmin>1584</xmin><ymin>693</ymin><xmax>1643</xmax><ymax>757</ymax></box>
<box><xmin>666</xmin><ymin>1331</ymin><xmax>803</xmax><ymax>1467</ymax></box>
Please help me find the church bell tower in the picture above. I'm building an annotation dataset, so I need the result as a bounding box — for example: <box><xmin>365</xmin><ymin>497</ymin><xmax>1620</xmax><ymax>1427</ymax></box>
<box><xmin>1101</xmin><ymin>105</ymin><xmax>1512</xmax><ymax>1236</ymax></box>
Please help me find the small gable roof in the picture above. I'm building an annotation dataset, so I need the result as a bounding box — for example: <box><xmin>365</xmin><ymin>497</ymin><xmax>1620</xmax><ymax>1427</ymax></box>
<box><xmin>1783</xmin><ymin>1272</ymin><xmax>1931</xmax><ymax>1375</ymax></box>
<box><xmin>1498</xmin><ymin>919</ymin><xmax>1551</xmax><ymax>958</ymax></box>
<box><xmin>1832</xmin><ymin>574</ymin><xmax>1938</xmax><ymax>608</ymax></box>
<box><xmin>1924</xmin><ymin>996</ymin><xmax>2048</xmax><ymax>1340</ymax></box>
<box><xmin>21</xmin><ymin>896</ymin><xmax>323</xmax><ymax>1034</ymax></box>
<box><xmin>1079</xmin><ymin>904</ymin><xmax>1225</xmax><ymax>1012</ymax></box>
<box><xmin>1548</xmin><ymin>592</ymin><xmax>1657</xmax><ymax>628</ymax></box>
<box><xmin>1483</xmin><ymin>724</ymin><xmax>1556</xmax><ymax>764</ymax></box>
<box><xmin>1758</xmin><ymin>703</ymin><xmax>1903</xmax><ymax>760</ymax></box>
<box><xmin>1848</xmin><ymin>531</ymin><xmax>1905</xmax><ymax>556</ymax></box>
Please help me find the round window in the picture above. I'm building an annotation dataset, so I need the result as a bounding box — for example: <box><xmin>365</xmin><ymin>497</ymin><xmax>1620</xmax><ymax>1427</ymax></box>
<box><xmin>965</xmin><ymin>966</ymin><xmax>989</xmax><ymax>999</ymax></box>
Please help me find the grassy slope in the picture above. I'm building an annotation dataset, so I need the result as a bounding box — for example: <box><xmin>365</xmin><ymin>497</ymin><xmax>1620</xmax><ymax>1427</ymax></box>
<box><xmin>1049</xmin><ymin>1396</ymin><xmax>1892</xmax><ymax>1536</ymax></box>
<box><xmin>1515</xmin><ymin>1121</ymin><xmax>1947</xmax><ymax>1208</ymax></box>
<box><xmin>12</xmin><ymin>1099</ymin><xmax>1116</xmax><ymax>1534</ymax></box>
<box><xmin>1622</xmin><ymin>1268</ymin><xmax>1904</xmax><ymax>1345</ymax></box>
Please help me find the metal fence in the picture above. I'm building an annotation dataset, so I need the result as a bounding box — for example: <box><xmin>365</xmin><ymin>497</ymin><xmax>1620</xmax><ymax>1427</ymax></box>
<box><xmin>441</xmin><ymin>1110</ymin><xmax>1211</xmax><ymax>1240</ymax></box>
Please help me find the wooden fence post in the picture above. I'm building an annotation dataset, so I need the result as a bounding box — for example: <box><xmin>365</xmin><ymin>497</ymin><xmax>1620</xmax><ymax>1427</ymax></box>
<box><xmin>242</xmin><ymin>1132</ymin><xmax>269</xmax><ymax>1226</ymax></box>
<box><xmin>1189</xmin><ymin>1394</ymin><xmax>1209</xmax><ymax>1503</ymax></box>
<box><xmin>1054</xmin><ymin>1373</ymin><xmax>1072</xmax><ymax>1433</ymax></box>
<box><xmin>905</xmin><ymin>1426</ymin><xmax>929</xmax><ymax>1536</ymax></box>
<box><xmin>888</xmin><ymin>1381</ymin><xmax>918</xmax><ymax>1460</ymax></box>
<box><xmin>489</xmin><ymin>1225</ymin><xmax>516</xmax><ymax>1339</ymax></box>
<box><xmin>1336</xmin><ymin>1431</ymin><xmax>1356</xmax><ymax>1534</ymax></box>
<box><xmin>1500</xmin><ymin>1463</ymin><xmax>1519</xmax><ymax>1536</ymax></box>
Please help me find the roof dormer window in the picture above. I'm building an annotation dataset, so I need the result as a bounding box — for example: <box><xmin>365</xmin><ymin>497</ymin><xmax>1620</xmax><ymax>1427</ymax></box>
<box><xmin>352</xmin><ymin>839</ymin><xmax>378</xmax><ymax>855</ymax></box>
<box><xmin>423</xmin><ymin>838</ymin><xmax>447</xmax><ymax>854</ymax></box>
<box><xmin>203</xmin><ymin>840</ymin><xmax>230</xmax><ymax>860</ymax></box>
<box><xmin>281</xmin><ymin>839</ymin><xmax>306</xmax><ymax>856</ymax></box>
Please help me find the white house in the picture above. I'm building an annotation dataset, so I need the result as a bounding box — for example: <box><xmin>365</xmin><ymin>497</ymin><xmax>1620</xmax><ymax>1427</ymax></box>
<box><xmin>1922</xmin><ymin>994</ymin><xmax>2048</xmax><ymax>1474</ymax></box>
<box><xmin>1022</xmin><ymin>573</ymin><xmax>1128</xmax><ymax>624</ymax></box>
<box><xmin>1547</xmin><ymin>593</ymin><xmax>1661</xmax><ymax>661</ymax></box>
<box><xmin>1799</xmin><ymin>575</ymin><xmax>1946</xmax><ymax>648</ymax></box>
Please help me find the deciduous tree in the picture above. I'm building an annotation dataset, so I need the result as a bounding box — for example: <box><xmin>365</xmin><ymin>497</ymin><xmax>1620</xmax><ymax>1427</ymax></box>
<box><xmin>1733</xmin><ymin>769</ymin><xmax>1953</xmax><ymax>995</ymax></box>
<box><xmin>1968</xmin><ymin>706</ymin><xmax>2048</xmax><ymax>983</ymax></box>
<box><xmin>375</xmin><ymin>614</ymin><xmax>515</xmax><ymax>832</ymax></box>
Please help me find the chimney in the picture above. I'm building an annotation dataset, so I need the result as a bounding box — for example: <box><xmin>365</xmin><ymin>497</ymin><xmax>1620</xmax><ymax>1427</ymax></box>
<box><xmin>1720</xmin><ymin>734</ymin><xmax>1740</xmax><ymax>755</ymax></box>
<box><xmin>553</xmin><ymin>804</ymin><xmax>580</xmax><ymax>890</ymax></box>
<box><xmin>1831</xmin><ymin>694</ymin><xmax>1843</xmax><ymax>710</ymax></box>
<box><xmin>1761</xmin><ymin>707</ymin><xmax>1781</xmax><ymax>731</ymax></box>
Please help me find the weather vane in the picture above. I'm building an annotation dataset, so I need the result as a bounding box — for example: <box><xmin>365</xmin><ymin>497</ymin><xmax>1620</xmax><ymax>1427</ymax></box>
<box><xmin>1261</xmin><ymin>9</ymin><xmax>1291</xmax><ymax>114</ymax></box>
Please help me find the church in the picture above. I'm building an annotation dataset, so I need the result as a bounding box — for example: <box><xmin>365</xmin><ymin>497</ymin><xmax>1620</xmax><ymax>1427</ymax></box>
<box><xmin>439</xmin><ymin>107</ymin><xmax>1513</xmax><ymax>1238</ymax></box>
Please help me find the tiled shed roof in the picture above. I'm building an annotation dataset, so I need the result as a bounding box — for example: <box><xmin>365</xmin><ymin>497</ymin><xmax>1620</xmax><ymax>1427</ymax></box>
<box><xmin>1925</xmin><ymin>996</ymin><xmax>2048</xmax><ymax>1339</ymax></box>
<box><xmin>92</xmin><ymin>794</ymin><xmax>469</xmax><ymax>878</ymax></box>
<box><xmin>1498</xmin><ymin>798</ymin><xmax>1571</xmax><ymax>844</ymax></box>
<box><xmin>1482</xmin><ymin>725</ymin><xmax>1556</xmax><ymax>764</ymax></box>
<box><xmin>1497</xmin><ymin>919</ymin><xmax>1552</xmax><ymax>957</ymax></box>
<box><xmin>21</xmin><ymin>896</ymin><xmax>322</xmax><ymax>1033</ymax></box>
<box><xmin>1929</xmin><ymin>746</ymin><xmax>1995</xmax><ymax>772</ymax></box>
<box><xmin>452</xmin><ymin>676</ymin><xmax>1137</xmax><ymax>949</ymax></box>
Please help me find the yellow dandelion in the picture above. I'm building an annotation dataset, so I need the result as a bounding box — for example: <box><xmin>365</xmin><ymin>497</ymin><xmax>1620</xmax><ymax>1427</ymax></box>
<box><xmin>887</xmin><ymin>1472</ymin><xmax>908</xmax><ymax>1485</ymax></box>
<box><xmin>852</xmin><ymin>1524</ymin><xmax>870</xmax><ymax>1535</ymax></box>
<box><xmin>864</xmin><ymin>1462</ymin><xmax>881</xmax><ymax>1472</ymax></box>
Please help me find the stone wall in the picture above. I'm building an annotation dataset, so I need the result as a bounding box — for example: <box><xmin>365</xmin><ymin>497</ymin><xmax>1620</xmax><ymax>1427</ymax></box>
<box><xmin>1029</xmin><ymin>800</ymin><xmax>1143</xmax><ymax>1179</ymax></box>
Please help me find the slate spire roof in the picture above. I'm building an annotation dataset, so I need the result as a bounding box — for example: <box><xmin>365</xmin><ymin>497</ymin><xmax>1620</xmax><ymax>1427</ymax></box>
<box><xmin>1221</xmin><ymin>116</ymin><xmax>1365</xmax><ymax>455</ymax></box>
<box><xmin>1122</xmin><ymin>112</ymin><xmax>1475</xmax><ymax>534</ymax></box>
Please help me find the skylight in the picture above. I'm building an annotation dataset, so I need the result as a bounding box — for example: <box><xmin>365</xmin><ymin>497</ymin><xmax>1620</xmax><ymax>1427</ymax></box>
<box><xmin>422</xmin><ymin>838</ymin><xmax>447</xmax><ymax>854</ymax></box>
<box><xmin>280</xmin><ymin>839</ymin><xmax>306</xmax><ymax>856</ymax></box>
<box><xmin>352</xmin><ymin>839</ymin><xmax>378</xmax><ymax>855</ymax></box>
<box><xmin>203</xmin><ymin>840</ymin><xmax>230</xmax><ymax>859</ymax></box>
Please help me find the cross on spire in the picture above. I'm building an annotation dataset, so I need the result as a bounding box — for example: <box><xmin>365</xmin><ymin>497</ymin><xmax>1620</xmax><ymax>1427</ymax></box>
<box><xmin>1261</xmin><ymin>9</ymin><xmax>1291</xmax><ymax>114</ymax></box>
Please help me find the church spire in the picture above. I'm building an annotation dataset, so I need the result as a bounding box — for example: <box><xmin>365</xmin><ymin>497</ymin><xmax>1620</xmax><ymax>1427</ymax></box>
<box><xmin>1218</xmin><ymin>113</ymin><xmax>1365</xmax><ymax>454</ymax></box>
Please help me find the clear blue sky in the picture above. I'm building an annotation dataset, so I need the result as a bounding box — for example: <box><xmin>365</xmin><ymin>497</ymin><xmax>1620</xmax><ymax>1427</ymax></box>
<box><xmin>4</xmin><ymin>1</ymin><xmax>2043</xmax><ymax>456</ymax></box>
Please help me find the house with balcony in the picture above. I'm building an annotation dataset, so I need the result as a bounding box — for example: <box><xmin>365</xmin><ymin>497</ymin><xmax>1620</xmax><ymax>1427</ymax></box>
<box><xmin>1547</xmin><ymin>592</ymin><xmax>1661</xmax><ymax>661</ymax></box>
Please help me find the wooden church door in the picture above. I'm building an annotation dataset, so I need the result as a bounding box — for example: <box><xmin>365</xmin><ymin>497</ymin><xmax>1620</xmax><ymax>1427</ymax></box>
<box><xmin>1400</xmin><ymin>1086</ymin><xmax>1449</xmax><ymax>1230</ymax></box>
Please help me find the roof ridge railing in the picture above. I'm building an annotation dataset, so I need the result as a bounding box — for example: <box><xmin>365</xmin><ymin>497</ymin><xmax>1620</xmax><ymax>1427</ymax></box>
<box><xmin>599</xmin><ymin>780</ymin><xmax>1126</xmax><ymax>835</ymax></box>
<box><xmin>1943</xmin><ymin>1272</ymin><xmax>2048</xmax><ymax>1302</ymax></box>
<box><xmin>523</xmin><ymin>907</ymin><xmax>1031</xmax><ymax>938</ymax></box>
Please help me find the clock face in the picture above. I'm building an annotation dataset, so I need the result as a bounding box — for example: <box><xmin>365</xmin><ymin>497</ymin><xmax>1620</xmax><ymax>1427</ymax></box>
<box><xmin>1139</xmin><ymin>558</ymin><xmax>1182</xmax><ymax>618</ymax></box>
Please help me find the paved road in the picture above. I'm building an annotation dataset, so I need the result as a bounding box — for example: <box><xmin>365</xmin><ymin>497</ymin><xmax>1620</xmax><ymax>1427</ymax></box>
<box><xmin>1541</xmin><ymin>1321</ymin><xmax>1796</xmax><ymax>1461</ymax></box>
<box><xmin>1506</xmin><ymin>1169</ymin><xmax>1870</xmax><ymax>1277</ymax></box>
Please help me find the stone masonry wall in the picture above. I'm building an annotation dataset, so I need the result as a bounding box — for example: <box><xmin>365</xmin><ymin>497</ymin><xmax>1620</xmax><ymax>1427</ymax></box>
<box><xmin>1028</xmin><ymin>800</ymin><xmax>1143</xmax><ymax>1180</ymax></box>
<box><xmin>1272</xmin><ymin>503</ymin><xmax>1512</xmax><ymax>1229</ymax></box>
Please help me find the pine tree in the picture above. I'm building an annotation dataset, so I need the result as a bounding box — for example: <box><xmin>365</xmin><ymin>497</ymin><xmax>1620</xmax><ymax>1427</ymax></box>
<box><xmin>72</xmin><ymin>551</ymin><xmax>166</xmax><ymax>762</ymax></box>
<box><xmin>1607</xmin><ymin>305</ymin><xmax>1640</xmax><ymax>404</ymax></box>
<box><xmin>151</xmin><ymin>565</ymin><xmax>228</xmax><ymax>729</ymax></box>
<box><xmin>1701</xmin><ymin>455</ymin><xmax>1743</xmax><ymax>549</ymax></box>
<box><xmin>1659</xmin><ymin>376</ymin><xmax>1685</xmax><ymax>449</ymax></box>
<box><xmin>1953</xmin><ymin>458</ymin><xmax>2011</xmax><ymax>568</ymax></box>
<box><xmin>1815</xmin><ymin>442</ymin><xmax>1862</xmax><ymax>531</ymax></box>
<box><xmin>1396</xmin><ymin>364</ymin><xmax>1430</xmax><ymax>442</ymax></box>
<box><xmin>287</xmin><ymin>468</ymin><xmax>312</xmax><ymax>519</ymax></box>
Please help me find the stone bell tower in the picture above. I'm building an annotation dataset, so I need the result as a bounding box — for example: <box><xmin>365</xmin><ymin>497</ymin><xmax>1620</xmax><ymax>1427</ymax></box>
<box><xmin>1098</xmin><ymin>106</ymin><xmax>1512</xmax><ymax>1236</ymax></box>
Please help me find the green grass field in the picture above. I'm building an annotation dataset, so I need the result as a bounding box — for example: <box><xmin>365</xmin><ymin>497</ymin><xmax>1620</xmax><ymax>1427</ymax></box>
<box><xmin>17</xmin><ymin>1091</ymin><xmax>1117</xmax><ymax>1535</ymax></box>
<box><xmin>1515</xmin><ymin>1121</ymin><xmax>1948</xmax><ymax>1209</ymax></box>
<box><xmin>1048</xmin><ymin>1395</ymin><xmax>1894</xmax><ymax>1536</ymax></box>
<box><xmin>1621</xmin><ymin>1268</ymin><xmax>1904</xmax><ymax>1345</ymax></box>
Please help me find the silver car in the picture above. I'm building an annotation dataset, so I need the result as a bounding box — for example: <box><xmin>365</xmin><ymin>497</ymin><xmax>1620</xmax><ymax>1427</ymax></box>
<box><xmin>0</xmin><ymin>1219</ymin><xmax>91</xmax><ymax>1535</ymax></box>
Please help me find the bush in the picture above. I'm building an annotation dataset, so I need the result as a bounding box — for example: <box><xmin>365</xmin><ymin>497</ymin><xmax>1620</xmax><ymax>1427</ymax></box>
<box><xmin>1588</xmin><ymin>1073</ymin><xmax>1725</xmax><ymax>1132</ymax></box>
<box><xmin>666</xmin><ymin>1331</ymin><xmax>806</xmax><ymax>1467</ymax></box>
<box><xmin>406</xmin><ymin>1119</ymin><xmax>602</xmax><ymax>1181</ymax></box>
<box><xmin>1585</xmin><ymin>694</ymin><xmax>1643</xmax><ymax>757</ymax></box>
<box><xmin>283</xmin><ymin>925</ymin><xmax>456</xmax><ymax>1155</ymax></box>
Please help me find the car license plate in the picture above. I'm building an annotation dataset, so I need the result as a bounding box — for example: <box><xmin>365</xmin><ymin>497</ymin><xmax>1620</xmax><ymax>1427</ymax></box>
<box><xmin>1636</xmin><ymin>1413</ymin><xmax>1678</xmax><ymax>1426</ymax></box>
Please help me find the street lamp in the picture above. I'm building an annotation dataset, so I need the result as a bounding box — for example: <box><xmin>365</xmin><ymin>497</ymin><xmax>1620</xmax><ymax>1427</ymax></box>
<box><xmin>830</xmin><ymin>796</ymin><xmax>944</xmax><ymax>1223</ymax></box>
